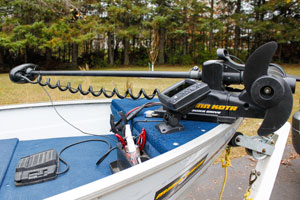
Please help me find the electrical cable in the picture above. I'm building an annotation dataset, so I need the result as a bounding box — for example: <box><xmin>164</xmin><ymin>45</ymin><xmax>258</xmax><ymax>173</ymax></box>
<box><xmin>114</xmin><ymin>102</ymin><xmax>162</xmax><ymax>131</ymax></box>
<box><xmin>131</xmin><ymin>119</ymin><xmax>163</xmax><ymax>133</ymax></box>
<box><xmin>57</xmin><ymin>139</ymin><xmax>117</xmax><ymax>175</ymax></box>
<box><xmin>229</xmin><ymin>55</ymin><xmax>245</xmax><ymax>64</ymax></box>
<box><xmin>41</xmin><ymin>86</ymin><xmax>117</xmax><ymax>143</ymax></box>
<box><xmin>35</xmin><ymin>85</ymin><xmax>118</xmax><ymax>175</ymax></box>
<box><xmin>21</xmin><ymin>73</ymin><xmax>160</xmax><ymax>99</ymax></box>
<box><xmin>22</xmin><ymin>75</ymin><xmax>161</xmax><ymax>174</ymax></box>
<box><xmin>22</xmin><ymin>73</ymin><xmax>160</xmax><ymax>143</ymax></box>
<box><xmin>132</xmin><ymin>119</ymin><xmax>163</xmax><ymax>126</ymax></box>
<box><xmin>39</xmin><ymin>78</ymin><xmax>161</xmax><ymax>151</ymax></box>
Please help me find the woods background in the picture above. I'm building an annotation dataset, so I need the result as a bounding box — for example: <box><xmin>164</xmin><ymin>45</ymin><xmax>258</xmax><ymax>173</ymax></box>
<box><xmin>0</xmin><ymin>0</ymin><xmax>300</xmax><ymax>72</ymax></box>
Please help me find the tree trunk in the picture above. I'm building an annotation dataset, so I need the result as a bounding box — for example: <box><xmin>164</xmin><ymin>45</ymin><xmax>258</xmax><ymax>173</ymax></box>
<box><xmin>247</xmin><ymin>29</ymin><xmax>251</xmax><ymax>56</ymax></box>
<box><xmin>202</xmin><ymin>32</ymin><xmax>206</xmax><ymax>51</ymax></box>
<box><xmin>132</xmin><ymin>36</ymin><xmax>136</xmax><ymax>52</ymax></box>
<box><xmin>123</xmin><ymin>37</ymin><xmax>130</xmax><ymax>65</ymax></box>
<box><xmin>208</xmin><ymin>0</ymin><xmax>214</xmax><ymax>52</ymax></box>
<box><xmin>114</xmin><ymin>39</ymin><xmax>120</xmax><ymax>63</ymax></box>
<box><xmin>107</xmin><ymin>32</ymin><xmax>114</xmax><ymax>65</ymax></box>
<box><xmin>225</xmin><ymin>25</ymin><xmax>229</xmax><ymax>49</ymax></box>
<box><xmin>46</xmin><ymin>47</ymin><xmax>52</xmax><ymax>66</ymax></box>
<box><xmin>234</xmin><ymin>0</ymin><xmax>241</xmax><ymax>55</ymax></box>
<box><xmin>191</xmin><ymin>30</ymin><xmax>194</xmax><ymax>57</ymax></box>
<box><xmin>0</xmin><ymin>49</ymin><xmax>3</xmax><ymax>68</ymax></box>
<box><xmin>24</xmin><ymin>46</ymin><xmax>28</xmax><ymax>63</ymax></box>
<box><xmin>58</xmin><ymin>47</ymin><xmax>61</xmax><ymax>61</ymax></box>
<box><xmin>254</xmin><ymin>0</ymin><xmax>263</xmax><ymax>49</ymax></box>
<box><xmin>63</xmin><ymin>45</ymin><xmax>66</xmax><ymax>62</ymax></box>
<box><xmin>152</xmin><ymin>61</ymin><xmax>155</xmax><ymax>71</ymax></box>
<box><xmin>68</xmin><ymin>43</ymin><xmax>71</xmax><ymax>63</ymax></box>
<box><xmin>89</xmin><ymin>40</ymin><xmax>93</xmax><ymax>54</ymax></box>
<box><xmin>158</xmin><ymin>28</ymin><xmax>165</xmax><ymax>64</ymax></box>
<box><xmin>278</xmin><ymin>43</ymin><xmax>282</xmax><ymax>63</ymax></box>
<box><xmin>72</xmin><ymin>43</ymin><xmax>78</xmax><ymax>67</ymax></box>
<box><xmin>183</xmin><ymin>34</ymin><xmax>187</xmax><ymax>56</ymax></box>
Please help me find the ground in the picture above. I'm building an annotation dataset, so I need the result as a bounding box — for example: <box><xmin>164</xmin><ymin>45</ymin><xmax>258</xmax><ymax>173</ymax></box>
<box><xmin>187</xmin><ymin>145</ymin><xmax>300</xmax><ymax>200</ymax></box>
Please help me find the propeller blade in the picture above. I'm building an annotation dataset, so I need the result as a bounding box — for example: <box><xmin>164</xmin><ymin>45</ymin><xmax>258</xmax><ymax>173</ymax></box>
<box><xmin>244</xmin><ymin>42</ymin><xmax>278</xmax><ymax>94</ymax></box>
<box><xmin>258</xmin><ymin>81</ymin><xmax>293</xmax><ymax>136</ymax></box>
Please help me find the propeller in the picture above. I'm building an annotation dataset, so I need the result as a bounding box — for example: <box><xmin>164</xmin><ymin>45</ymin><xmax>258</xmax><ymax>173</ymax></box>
<box><xmin>244</xmin><ymin>42</ymin><xmax>293</xmax><ymax>136</ymax></box>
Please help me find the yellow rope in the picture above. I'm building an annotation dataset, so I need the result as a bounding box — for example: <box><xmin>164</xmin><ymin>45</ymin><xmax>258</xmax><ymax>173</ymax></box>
<box><xmin>218</xmin><ymin>146</ymin><xmax>231</xmax><ymax>200</ymax></box>
<box><xmin>243</xmin><ymin>188</ymin><xmax>253</xmax><ymax>200</ymax></box>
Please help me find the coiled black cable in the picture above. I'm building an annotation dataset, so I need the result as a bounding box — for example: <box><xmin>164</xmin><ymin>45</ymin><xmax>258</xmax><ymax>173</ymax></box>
<box><xmin>20</xmin><ymin>74</ymin><xmax>160</xmax><ymax>100</ymax></box>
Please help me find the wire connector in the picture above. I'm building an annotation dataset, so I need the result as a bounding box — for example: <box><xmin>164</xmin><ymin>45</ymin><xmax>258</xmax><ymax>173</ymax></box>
<box><xmin>145</xmin><ymin>110</ymin><xmax>155</xmax><ymax>118</ymax></box>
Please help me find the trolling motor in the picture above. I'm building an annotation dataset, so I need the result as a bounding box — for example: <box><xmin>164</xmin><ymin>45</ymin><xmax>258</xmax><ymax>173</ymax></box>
<box><xmin>153</xmin><ymin>42</ymin><xmax>297</xmax><ymax>135</ymax></box>
<box><xmin>9</xmin><ymin>42</ymin><xmax>299</xmax><ymax>139</ymax></box>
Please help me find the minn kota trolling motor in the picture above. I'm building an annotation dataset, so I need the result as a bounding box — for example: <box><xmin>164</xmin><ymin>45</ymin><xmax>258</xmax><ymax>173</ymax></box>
<box><xmin>9</xmin><ymin>41</ymin><xmax>300</xmax><ymax>158</ymax></box>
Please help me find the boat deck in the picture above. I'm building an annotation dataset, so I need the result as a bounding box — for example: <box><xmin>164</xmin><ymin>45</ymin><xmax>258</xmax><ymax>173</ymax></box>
<box><xmin>0</xmin><ymin>99</ymin><xmax>219</xmax><ymax>199</ymax></box>
<box><xmin>111</xmin><ymin>99</ymin><xmax>219</xmax><ymax>157</ymax></box>
<box><xmin>0</xmin><ymin>136</ymin><xmax>117</xmax><ymax>199</ymax></box>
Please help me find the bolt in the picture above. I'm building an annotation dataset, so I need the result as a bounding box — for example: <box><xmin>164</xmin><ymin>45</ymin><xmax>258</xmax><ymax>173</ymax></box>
<box><xmin>236</xmin><ymin>137</ymin><xmax>241</xmax><ymax>142</ymax></box>
<box><xmin>192</xmin><ymin>66</ymin><xmax>200</xmax><ymax>71</ymax></box>
<box><xmin>263</xmin><ymin>86</ymin><xmax>272</xmax><ymax>95</ymax></box>
<box><xmin>257</xmin><ymin>171</ymin><xmax>261</xmax><ymax>176</ymax></box>
<box><xmin>262</xmin><ymin>148</ymin><xmax>266</xmax><ymax>153</ymax></box>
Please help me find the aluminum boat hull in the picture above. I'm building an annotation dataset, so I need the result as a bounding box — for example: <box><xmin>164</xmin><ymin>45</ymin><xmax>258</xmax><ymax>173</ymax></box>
<box><xmin>0</xmin><ymin>100</ymin><xmax>242</xmax><ymax>200</ymax></box>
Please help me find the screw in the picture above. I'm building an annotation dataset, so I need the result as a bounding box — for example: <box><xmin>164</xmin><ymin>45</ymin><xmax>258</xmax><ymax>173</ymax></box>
<box><xmin>236</xmin><ymin>137</ymin><xmax>241</xmax><ymax>142</ymax></box>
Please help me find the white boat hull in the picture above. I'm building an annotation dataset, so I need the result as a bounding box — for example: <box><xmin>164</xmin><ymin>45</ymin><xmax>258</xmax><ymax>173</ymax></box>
<box><xmin>0</xmin><ymin>100</ymin><xmax>242</xmax><ymax>200</ymax></box>
<box><xmin>0</xmin><ymin>100</ymin><xmax>112</xmax><ymax>141</ymax></box>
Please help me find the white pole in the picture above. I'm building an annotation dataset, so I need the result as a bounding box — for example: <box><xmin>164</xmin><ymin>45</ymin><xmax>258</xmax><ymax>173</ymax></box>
<box><xmin>249</xmin><ymin>122</ymin><xmax>291</xmax><ymax>200</ymax></box>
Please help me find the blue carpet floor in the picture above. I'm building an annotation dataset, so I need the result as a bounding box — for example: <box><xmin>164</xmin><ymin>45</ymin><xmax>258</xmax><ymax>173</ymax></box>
<box><xmin>0</xmin><ymin>98</ymin><xmax>218</xmax><ymax>199</ymax></box>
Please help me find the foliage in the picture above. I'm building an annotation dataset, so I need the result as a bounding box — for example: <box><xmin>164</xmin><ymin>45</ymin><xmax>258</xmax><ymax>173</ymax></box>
<box><xmin>0</xmin><ymin>0</ymin><xmax>300</xmax><ymax>71</ymax></box>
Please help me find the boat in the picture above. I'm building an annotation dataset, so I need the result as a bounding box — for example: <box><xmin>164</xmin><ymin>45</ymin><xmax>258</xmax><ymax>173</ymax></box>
<box><xmin>0</xmin><ymin>41</ymin><xmax>299</xmax><ymax>200</ymax></box>
<box><xmin>0</xmin><ymin>99</ymin><xmax>243</xmax><ymax>200</ymax></box>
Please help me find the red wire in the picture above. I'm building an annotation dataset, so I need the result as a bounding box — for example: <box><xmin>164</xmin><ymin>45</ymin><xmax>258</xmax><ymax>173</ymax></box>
<box><xmin>115</xmin><ymin>133</ymin><xmax>126</xmax><ymax>148</ymax></box>
<box><xmin>126</xmin><ymin>106</ymin><xmax>140</xmax><ymax>117</ymax></box>
<box><xmin>125</xmin><ymin>102</ymin><xmax>160</xmax><ymax>117</ymax></box>
<box><xmin>113</xmin><ymin>102</ymin><xmax>159</xmax><ymax>151</ymax></box>
<box><xmin>139</xmin><ymin>128</ymin><xmax>146</xmax><ymax>151</ymax></box>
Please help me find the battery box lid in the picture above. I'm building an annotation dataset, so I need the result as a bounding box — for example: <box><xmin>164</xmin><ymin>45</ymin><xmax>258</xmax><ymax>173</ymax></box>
<box><xmin>14</xmin><ymin>149</ymin><xmax>59</xmax><ymax>186</ymax></box>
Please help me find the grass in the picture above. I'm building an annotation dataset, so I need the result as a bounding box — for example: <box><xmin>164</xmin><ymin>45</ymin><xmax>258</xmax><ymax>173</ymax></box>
<box><xmin>0</xmin><ymin>64</ymin><xmax>299</xmax><ymax>161</ymax></box>
<box><xmin>0</xmin><ymin>65</ymin><xmax>193</xmax><ymax>105</ymax></box>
